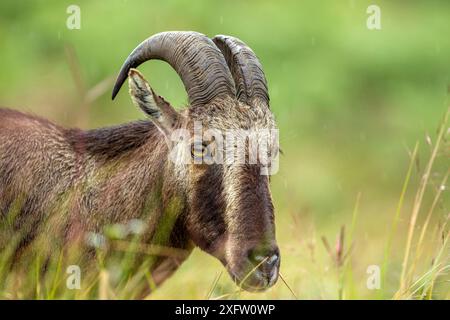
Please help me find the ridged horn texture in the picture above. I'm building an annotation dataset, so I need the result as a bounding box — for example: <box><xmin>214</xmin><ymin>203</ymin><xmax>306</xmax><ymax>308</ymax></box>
<box><xmin>112</xmin><ymin>31</ymin><xmax>236</xmax><ymax>108</ymax></box>
<box><xmin>212</xmin><ymin>35</ymin><xmax>269</xmax><ymax>107</ymax></box>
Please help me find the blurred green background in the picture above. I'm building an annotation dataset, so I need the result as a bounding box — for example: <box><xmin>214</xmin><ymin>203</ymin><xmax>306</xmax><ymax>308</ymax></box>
<box><xmin>0</xmin><ymin>0</ymin><xmax>448</xmax><ymax>299</ymax></box>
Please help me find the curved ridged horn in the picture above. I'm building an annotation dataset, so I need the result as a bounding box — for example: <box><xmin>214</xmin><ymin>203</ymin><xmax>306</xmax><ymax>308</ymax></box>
<box><xmin>112</xmin><ymin>31</ymin><xmax>236</xmax><ymax>107</ymax></box>
<box><xmin>212</xmin><ymin>35</ymin><xmax>269</xmax><ymax>107</ymax></box>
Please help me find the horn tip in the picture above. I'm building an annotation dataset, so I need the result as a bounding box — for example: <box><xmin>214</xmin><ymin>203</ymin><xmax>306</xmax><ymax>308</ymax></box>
<box><xmin>111</xmin><ymin>87</ymin><xmax>119</xmax><ymax>100</ymax></box>
<box><xmin>111</xmin><ymin>67</ymin><xmax>131</xmax><ymax>100</ymax></box>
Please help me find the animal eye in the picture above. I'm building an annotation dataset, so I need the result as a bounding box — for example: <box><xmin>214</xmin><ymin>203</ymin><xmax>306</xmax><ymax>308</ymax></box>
<box><xmin>191</xmin><ymin>142</ymin><xmax>208</xmax><ymax>159</ymax></box>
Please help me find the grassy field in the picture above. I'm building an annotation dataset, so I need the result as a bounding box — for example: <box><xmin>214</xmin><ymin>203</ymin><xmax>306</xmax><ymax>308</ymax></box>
<box><xmin>0</xmin><ymin>0</ymin><xmax>448</xmax><ymax>299</ymax></box>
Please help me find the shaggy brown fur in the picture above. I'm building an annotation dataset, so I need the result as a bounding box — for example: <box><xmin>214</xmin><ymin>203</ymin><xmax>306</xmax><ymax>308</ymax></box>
<box><xmin>0</xmin><ymin>31</ymin><xmax>280</xmax><ymax>294</ymax></box>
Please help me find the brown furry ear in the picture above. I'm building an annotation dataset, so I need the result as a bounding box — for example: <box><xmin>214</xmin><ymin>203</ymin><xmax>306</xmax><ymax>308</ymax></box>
<box><xmin>128</xmin><ymin>68</ymin><xmax>180</xmax><ymax>135</ymax></box>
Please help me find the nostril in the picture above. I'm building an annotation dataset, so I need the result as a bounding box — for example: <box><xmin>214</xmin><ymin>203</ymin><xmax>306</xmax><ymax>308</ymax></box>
<box><xmin>266</xmin><ymin>254</ymin><xmax>279</xmax><ymax>266</ymax></box>
<box><xmin>247</xmin><ymin>250</ymin><xmax>261</xmax><ymax>265</ymax></box>
<box><xmin>247</xmin><ymin>248</ymin><xmax>279</xmax><ymax>268</ymax></box>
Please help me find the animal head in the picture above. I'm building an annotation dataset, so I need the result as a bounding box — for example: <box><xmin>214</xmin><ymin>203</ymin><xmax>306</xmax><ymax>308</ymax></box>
<box><xmin>112</xmin><ymin>31</ymin><xmax>280</xmax><ymax>291</ymax></box>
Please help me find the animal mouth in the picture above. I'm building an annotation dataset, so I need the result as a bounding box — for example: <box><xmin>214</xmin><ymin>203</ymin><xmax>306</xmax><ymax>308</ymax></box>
<box><xmin>227</xmin><ymin>262</ymin><xmax>279</xmax><ymax>292</ymax></box>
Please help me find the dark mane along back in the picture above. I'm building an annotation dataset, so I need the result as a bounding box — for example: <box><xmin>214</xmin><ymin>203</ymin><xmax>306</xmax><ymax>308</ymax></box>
<box><xmin>0</xmin><ymin>108</ymin><xmax>161</xmax><ymax>160</ymax></box>
<box><xmin>66</xmin><ymin>120</ymin><xmax>160</xmax><ymax>160</ymax></box>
